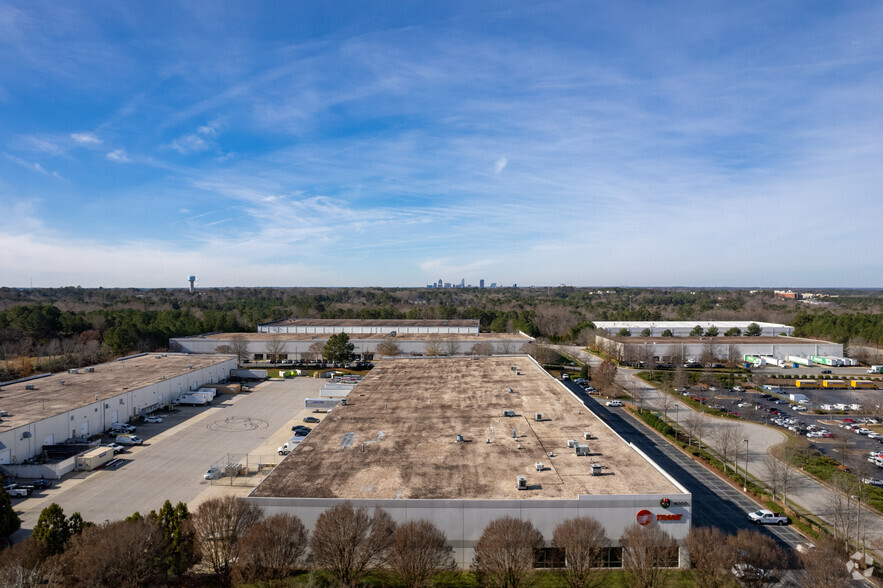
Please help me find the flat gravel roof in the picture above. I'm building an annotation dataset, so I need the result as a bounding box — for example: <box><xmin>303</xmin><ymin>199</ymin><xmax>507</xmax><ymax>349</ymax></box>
<box><xmin>0</xmin><ymin>354</ymin><xmax>232</xmax><ymax>430</ymax></box>
<box><xmin>252</xmin><ymin>356</ymin><xmax>680</xmax><ymax>500</ymax></box>
<box><xmin>185</xmin><ymin>332</ymin><xmax>530</xmax><ymax>342</ymax></box>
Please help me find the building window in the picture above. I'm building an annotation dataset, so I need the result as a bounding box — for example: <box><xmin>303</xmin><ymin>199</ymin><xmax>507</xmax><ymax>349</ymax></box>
<box><xmin>533</xmin><ymin>547</ymin><xmax>566</xmax><ymax>569</ymax></box>
<box><xmin>120</xmin><ymin>399</ymin><xmax>124</xmax><ymax>405</ymax></box>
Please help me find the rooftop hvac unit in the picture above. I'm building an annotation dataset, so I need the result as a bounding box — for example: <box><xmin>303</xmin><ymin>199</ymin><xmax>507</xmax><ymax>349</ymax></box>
<box><xmin>507</xmin><ymin>387</ymin><xmax>514</xmax><ymax>393</ymax></box>
<box><xmin>456</xmin><ymin>434</ymin><xmax>464</xmax><ymax>443</ymax></box>
<box><xmin>516</xmin><ymin>370</ymin><xmax>521</xmax><ymax>375</ymax></box>
<box><xmin>25</xmin><ymin>384</ymin><xmax>35</xmax><ymax>390</ymax></box>
<box><xmin>567</xmin><ymin>439</ymin><xmax>577</xmax><ymax>448</ymax></box>
<box><xmin>155</xmin><ymin>355</ymin><xmax>162</xmax><ymax>359</ymax></box>
<box><xmin>583</xmin><ymin>432</ymin><xmax>592</xmax><ymax>440</ymax></box>
<box><xmin>85</xmin><ymin>367</ymin><xmax>95</xmax><ymax>372</ymax></box>
<box><xmin>59</xmin><ymin>380</ymin><xmax>65</xmax><ymax>386</ymax></box>
<box><xmin>68</xmin><ymin>369</ymin><xmax>79</xmax><ymax>374</ymax></box>
<box><xmin>534</xmin><ymin>413</ymin><xmax>542</xmax><ymax>421</ymax></box>
<box><xmin>511</xmin><ymin>365</ymin><xmax>517</xmax><ymax>371</ymax></box>
<box><xmin>516</xmin><ymin>476</ymin><xmax>527</xmax><ymax>490</ymax></box>
<box><xmin>0</xmin><ymin>410</ymin><xmax>8</xmax><ymax>417</ymax></box>
<box><xmin>575</xmin><ymin>444</ymin><xmax>590</xmax><ymax>456</ymax></box>
<box><xmin>503</xmin><ymin>409</ymin><xmax>515</xmax><ymax>417</ymax></box>
<box><xmin>535</xmin><ymin>462</ymin><xmax>544</xmax><ymax>471</ymax></box>
<box><xmin>591</xmin><ymin>463</ymin><xmax>602</xmax><ymax>476</ymax></box>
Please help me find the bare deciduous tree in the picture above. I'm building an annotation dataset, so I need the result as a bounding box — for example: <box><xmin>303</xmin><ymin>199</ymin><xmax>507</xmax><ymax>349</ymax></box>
<box><xmin>712</xmin><ymin>425</ymin><xmax>743</xmax><ymax>475</ymax></box>
<box><xmin>552</xmin><ymin>516</ymin><xmax>610</xmax><ymax>588</ymax></box>
<box><xmin>673</xmin><ymin>365</ymin><xmax>688</xmax><ymax>391</ymax></box>
<box><xmin>683</xmin><ymin>412</ymin><xmax>708</xmax><ymax>449</ymax></box>
<box><xmin>264</xmin><ymin>335</ymin><xmax>286</xmax><ymax>365</ymax></box>
<box><xmin>375</xmin><ymin>339</ymin><xmax>403</xmax><ymax>357</ymax></box>
<box><xmin>191</xmin><ymin>496</ymin><xmax>264</xmax><ymax>586</ymax></box>
<box><xmin>307</xmin><ymin>340</ymin><xmax>325</xmax><ymax>362</ymax></box>
<box><xmin>444</xmin><ymin>339</ymin><xmax>461</xmax><ymax>356</ymax></box>
<box><xmin>473</xmin><ymin>516</ymin><xmax>544</xmax><ymax>588</ymax></box>
<box><xmin>684</xmin><ymin>526</ymin><xmax>733</xmax><ymax>588</ymax></box>
<box><xmin>470</xmin><ymin>342</ymin><xmax>495</xmax><ymax>356</ymax></box>
<box><xmin>763</xmin><ymin>455</ymin><xmax>796</xmax><ymax>506</ymax></box>
<box><xmin>311</xmin><ymin>503</ymin><xmax>396</xmax><ymax>588</ymax></box>
<box><xmin>620</xmin><ymin>523</ymin><xmax>677</xmax><ymax>588</ymax></box>
<box><xmin>795</xmin><ymin>533</ymin><xmax>849</xmax><ymax>588</ymax></box>
<box><xmin>497</xmin><ymin>340</ymin><xmax>515</xmax><ymax>354</ymax></box>
<box><xmin>233</xmin><ymin>513</ymin><xmax>309</xmax><ymax>584</ymax></box>
<box><xmin>826</xmin><ymin>474</ymin><xmax>860</xmax><ymax>554</ymax></box>
<box><xmin>0</xmin><ymin>538</ymin><xmax>59</xmax><ymax>588</ymax></box>
<box><xmin>727</xmin><ymin>529</ymin><xmax>783</xmax><ymax>588</ymax></box>
<box><xmin>62</xmin><ymin>518</ymin><xmax>169</xmax><ymax>588</ymax></box>
<box><xmin>387</xmin><ymin>519</ymin><xmax>455</xmax><ymax>588</ymax></box>
<box><xmin>229</xmin><ymin>334</ymin><xmax>250</xmax><ymax>365</ymax></box>
<box><xmin>594</xmin><ymin>359</ymin><xmax>618</xmax><ymax>396</ymax></box>
<box><xmin>424</xmin><ymin>336</ymin><xmax>442</xmax><ymax>356</ymax></box>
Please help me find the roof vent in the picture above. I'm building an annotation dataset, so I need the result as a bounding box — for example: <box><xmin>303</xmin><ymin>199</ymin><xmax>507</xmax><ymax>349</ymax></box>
<box><xmin>507</xmin><ymin>387</ymin><xmax>514</xmax><ymax>394</ymax></box>
<box><xmin>583</xmin><ymin>432</ymin><xmax>592</xmax><ymax>440</ymax></box>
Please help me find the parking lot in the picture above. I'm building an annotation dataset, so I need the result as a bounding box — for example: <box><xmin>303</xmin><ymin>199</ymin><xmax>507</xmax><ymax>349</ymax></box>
<box><xmin>704</xmin><ymin>385</ymin><xmax>883</xmax><ymax>474</ymax></box>
<box><xmin>9</xmin><ymin>377</ymin><xmax>325</xmax><ymax>540</ymax></box>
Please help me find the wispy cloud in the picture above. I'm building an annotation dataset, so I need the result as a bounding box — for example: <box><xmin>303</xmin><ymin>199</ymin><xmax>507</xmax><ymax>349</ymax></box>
<box><xmin>169</xmin><ymin>121</ymin><xmax>222</xmax><ymax>154</ymax></box>
<box><xmin>493</xmin><ymin>157</ymin><xmax>507</xmax><ymax>175</ymax></box>
<box><xmin>4</xmin><ymin>153</ymin><xmax>65</xmax><ymax>179</ymax></box>
<box><xmin>106</xmin><ymin>149</ymin><xmax>130</xmax><ymax>162</ymax></box>
<box><xmin>71</xmin><ymin>133</ymin><xmax>101</xmax><ymax>145</ymax></box>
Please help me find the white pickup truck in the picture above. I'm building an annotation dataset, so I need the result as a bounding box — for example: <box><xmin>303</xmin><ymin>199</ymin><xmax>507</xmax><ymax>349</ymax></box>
<box><xmin>747</xmin><ymin>509</ymin><xmax>789</xmax><ymax>525</ymax></box>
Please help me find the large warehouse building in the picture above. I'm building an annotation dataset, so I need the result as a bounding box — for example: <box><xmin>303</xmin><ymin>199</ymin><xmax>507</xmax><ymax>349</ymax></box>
<box><xmin>595</xmin><ymin>321</ymin><xmax>794</xmax><ymax>338</ymax></box>
<box><xmin>596</xmin><ymin>334</ymin><xmax>843</xmax><ymax>364</ymax></box>
<box><xmin>258</xmin><ymin>319</ymin><xmax>480</xmax><ymax>335</ymax></box>
<box><xmin>247</xmin><ymin>356</ymin><xmax>691</xmax><ymax>568</ymax></box>
<box><xmin>171</xmin><ymin>331</ymin><xmax>533</xmax><ymax>360</ymax></box>
<box><xmin>0</xmin><ymin>353</ymin><xmax>236</xmax><ymax>471</ymax></box>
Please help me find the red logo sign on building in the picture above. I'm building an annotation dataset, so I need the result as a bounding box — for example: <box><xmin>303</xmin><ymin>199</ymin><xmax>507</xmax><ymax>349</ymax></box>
<box><xmin>636</xmin><ymin>509</ymin><xmax>653</xmax><ymax>526</ymax></box>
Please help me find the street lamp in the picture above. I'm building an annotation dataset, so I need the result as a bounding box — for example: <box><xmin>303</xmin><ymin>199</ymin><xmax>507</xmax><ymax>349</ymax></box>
<box><xmin>743</xmin><ymin>439</ymin><xmax>749</xmax><ymax>492</ymax></box>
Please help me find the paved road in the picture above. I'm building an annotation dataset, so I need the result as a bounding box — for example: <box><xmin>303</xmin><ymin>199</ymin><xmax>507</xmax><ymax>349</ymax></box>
<box><xmin>553</xmin><ymin>345</ymin><xmax>883</xmax><ymax>555</ymax></box>
<box><xmin>10</xmin><ymin>378</ymin><xmax>324</xmax><ymax>540</ymax></box>
<box><xmin>562</xmin><ymin>380</ymin><xmax>806</xmax><ymax>551</ymax></box>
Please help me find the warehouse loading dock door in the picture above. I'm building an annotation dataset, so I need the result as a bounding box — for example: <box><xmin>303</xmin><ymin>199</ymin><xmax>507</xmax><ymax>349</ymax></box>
<box><xmin>112</xmin><ymin>411</ymin><xmax>118</xmax><ymax>424</ymax></box>
<box><xmin>0</xmin><ymin>450</ymin><xmax>9</xmax><ymax>465</ymax></box>
<box><xmin>80</xmin><ymin>421</ymin><xmax>89</xmax><ymax>437</ymax></box>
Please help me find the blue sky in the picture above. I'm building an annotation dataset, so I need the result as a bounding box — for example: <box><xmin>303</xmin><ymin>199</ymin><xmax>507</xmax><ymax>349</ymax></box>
<box><xmin>1</xmin><ymin>1</ymin><xmax>881</xmax><ymax>288</ymax></box>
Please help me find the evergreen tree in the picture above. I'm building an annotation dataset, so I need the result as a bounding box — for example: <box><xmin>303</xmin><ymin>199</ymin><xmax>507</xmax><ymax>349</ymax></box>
<box><xmin>0</xmin><ymin>485</ymin><xmax>22</xmax><ymax>539</ymax></box>
<box><xmin>323</xmin><ymin>333</ymin><xmax>355</xmax><ymax>363</ymax></box>
<box><xmin>33</xmin><ymin>503</ymin><xmax>71</xmax><ymax>555</ymax></box>
<box><xmin>150</xmin><ymin>500</ymin><xmax>197</xmax><ymax>575</ymax></box>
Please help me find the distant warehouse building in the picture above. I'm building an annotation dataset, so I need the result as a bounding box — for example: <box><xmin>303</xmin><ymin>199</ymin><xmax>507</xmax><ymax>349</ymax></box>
<box><xmin>171</xmin><ymin>331</ymin><xmax>533</xmax><ymax>360</ymax></box>
<box><xmin>596</xmin><ymin>334</ymin><xmax>842</xmax><ymax>365</ymax></box>
<box><xmin>258</xmin><ymin>319</ymin><xmax>480</xmax><ymax>335</ymax></box>
<box><xmin>594</xmin><ymin>321</ymin><xmax>794</xmax><ymax>338</ymax></box>
<box><xmin>0</xmin><ymin>353</ymin><xmax>235</xmax><ymax>471</ymax></box>
<box><xmin>247</xmin><ymin>356</ymin><xmax>691</xmax><ymax>568</ymax></box>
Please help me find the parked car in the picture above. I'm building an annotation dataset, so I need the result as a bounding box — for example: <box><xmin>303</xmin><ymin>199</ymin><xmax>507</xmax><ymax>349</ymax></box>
<box><xmin>3</xmin><ymin>484</ymin><xmax>31</xmax><ymax>497</ymax></box>
<box><xmin>204</xmin><ymin>468</ymin><xmax>221</xmax><ymax>480</ymax></box>
<box><xmin>862</xmin><ymin>478</ymin><xmax>883</xmax><ymax>487</ymax></box>
<box><xmin>605</xmin><ymin>400</ymin><xmax>624</xmax><ymax>407</ymax></box>
<box><xmin>102</xmin><ymin>442</ymin><xmax>125</xmax><ymax>454</ymax></box>
<box><xmin>303</xmin><ymin>416</ymin><xmax>320</xmax><ymax>423</ymax></box>
<box><xmin>28</xmin><ymin>478</ymin><xmax>52</xmax><ymax>489</ymax></box>
<box><xmin>821</xmin><ymin>369</ymin><xmax>832</xmax><ymax>374</ymax></box>
<box><xmin>144</xmin><ymin>416</ymin><xmax>163</xmax><ymax>423</ymax></box>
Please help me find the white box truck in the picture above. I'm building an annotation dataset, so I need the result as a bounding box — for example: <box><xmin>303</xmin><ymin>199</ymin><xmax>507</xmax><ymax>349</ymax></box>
<box><xmin>176</xmin><ymin>393</ymin><xmax>211</xmax><ymax>406</ymax></box>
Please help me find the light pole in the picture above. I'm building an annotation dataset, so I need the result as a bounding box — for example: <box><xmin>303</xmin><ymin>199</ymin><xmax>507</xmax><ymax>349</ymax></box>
<box><xmin>743</xmin><ymin>439</ymin><xmax>749</xmax><ymax>492</ymax></box>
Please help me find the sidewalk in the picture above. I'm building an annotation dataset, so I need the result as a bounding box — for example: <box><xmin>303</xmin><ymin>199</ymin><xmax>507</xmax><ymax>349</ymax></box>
<box><xmin>552</xmin><ymin>345</ymin><xmax>883</xmax><ymax>553</ymax></box>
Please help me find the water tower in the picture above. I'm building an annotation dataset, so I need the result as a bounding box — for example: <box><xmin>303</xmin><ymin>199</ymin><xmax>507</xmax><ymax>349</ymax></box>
<box><xmin>188</xmin><ymin>275</ymin><xmax>196</xmax><ymax>294</ymax></box>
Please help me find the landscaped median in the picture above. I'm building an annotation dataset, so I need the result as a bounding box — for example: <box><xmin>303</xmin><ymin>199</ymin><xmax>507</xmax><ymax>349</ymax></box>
<box><xmin>627</xmin><ymin>404</ymin><xmax>825</xmax><ymax>540</ymax></box>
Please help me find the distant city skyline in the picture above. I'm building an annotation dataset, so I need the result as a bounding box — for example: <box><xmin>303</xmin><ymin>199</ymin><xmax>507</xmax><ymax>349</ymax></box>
<box><xmin>1</xmin><ymin>2</ymin><xmax>881</xmax><ymax>288</ymax></box>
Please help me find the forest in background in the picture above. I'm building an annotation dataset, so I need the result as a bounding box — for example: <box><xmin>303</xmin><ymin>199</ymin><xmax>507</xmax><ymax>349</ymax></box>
<box><xmin>1</xmin><ymin>286</ymin><xmax>881</xmax><ymax>381</ymax></box>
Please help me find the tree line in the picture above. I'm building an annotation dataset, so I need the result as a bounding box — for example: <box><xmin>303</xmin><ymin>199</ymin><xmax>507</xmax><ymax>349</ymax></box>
<box><xmin>1</xmin><ymin>493</ymin><xmax>849</xmax><ymax>588</ymax></box>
